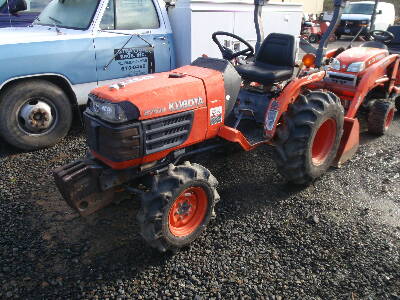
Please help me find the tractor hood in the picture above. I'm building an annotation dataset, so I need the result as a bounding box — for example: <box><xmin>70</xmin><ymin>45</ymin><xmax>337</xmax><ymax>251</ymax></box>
<box><xmin>334</xmin><ymin>47</ymin><xmax>388</xmax><ymax>73</ymax></box>
<box><xmin>91</xmin><ymin>68</ymin><xmax>218</xmax><ymax>121</ymax></box>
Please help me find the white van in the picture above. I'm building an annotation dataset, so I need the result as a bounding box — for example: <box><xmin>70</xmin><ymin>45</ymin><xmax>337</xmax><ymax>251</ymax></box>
<box><xmin>336</xmin><ymin>1</ymin><xmax>395</xmax><ymax>38</ymax></box>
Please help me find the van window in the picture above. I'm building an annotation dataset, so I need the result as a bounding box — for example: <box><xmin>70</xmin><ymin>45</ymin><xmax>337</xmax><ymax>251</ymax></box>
<box><xmin>100</xmin><ymin>0</ymin><xmax>160</xmax><ymax>31</ymax></box>
<box><xmin>343</xmin><ymin>3</ymin><xmax>374</xmax><ymax>15</ymax></box>
<box><xmin>100</xmin><ymin>0</ymin><xmax>115</xmax><ymax>30</ymax></box>
<box><xmin>28</xmin><ymin>0</ymin><xmax>52</xmax><ymax>12</ymax></box>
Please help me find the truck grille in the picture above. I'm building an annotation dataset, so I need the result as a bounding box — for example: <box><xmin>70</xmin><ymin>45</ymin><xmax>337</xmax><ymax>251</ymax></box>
<box><xmin>341</xmin><ymin>20</ymin><xmax>360</xmax><ymax>26</ymax></box>
<box><xmin>142</xmin><ymin>111</ymin><xmax>194</xmax><ymax>154</ymax></box>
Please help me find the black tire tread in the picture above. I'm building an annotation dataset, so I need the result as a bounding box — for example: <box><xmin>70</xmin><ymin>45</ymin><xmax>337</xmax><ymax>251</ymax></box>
<box><xmin>274</xmin><ymin>91</ymin><xmax>344</xmax><ymax>185</ymax></box>
<box><xmin>137</xmin><ymin>162</ymin><xmax>219</xmax><ymax>252</ymax></box>
<box><xmin>368</xmin><ymin>99</ymin><xmax>394</xmax><ymax>135</ymax></box>
<box><xmin>0</xmin><ymin>79</ymin><xmax>72</xmax><ymax>150</ymax></box>
<box><xmin>394</xmin><ymin>96</ymin><xmax>400</xmax><ymax>111</ymax></box>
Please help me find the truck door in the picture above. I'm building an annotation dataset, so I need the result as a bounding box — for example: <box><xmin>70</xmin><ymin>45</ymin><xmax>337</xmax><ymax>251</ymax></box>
<box><xmin>94</xmin><ymin>0</ymin><xmax>171</xmax><ymax>84</ymax></box>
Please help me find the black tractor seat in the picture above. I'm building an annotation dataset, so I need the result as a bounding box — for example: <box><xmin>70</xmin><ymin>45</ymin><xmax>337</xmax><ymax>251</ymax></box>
<box><xmin>387</xmin><ymin>26</ymin><xmax>400</xmax><ymax>55</ymax></box>
<box><xmin>236</xmin><ymin>33</ymin><xmax>296</xmax><ymax>85</ymax></box>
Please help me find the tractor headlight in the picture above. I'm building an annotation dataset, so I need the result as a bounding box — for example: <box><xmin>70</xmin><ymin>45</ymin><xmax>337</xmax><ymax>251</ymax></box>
<box><xmin>347</xmin><ymin>62</ymin><xmax>365</xmax><ymax>73</ymax></box>
<box><xmin>330</xmin><ymin>58</ymin><xmax>341</xmax><ymax>71</ymax></box>
<box><xmin>86</xmin><ymin>94</ymin><xmax>140</xmax><ymax>123</ymax></box>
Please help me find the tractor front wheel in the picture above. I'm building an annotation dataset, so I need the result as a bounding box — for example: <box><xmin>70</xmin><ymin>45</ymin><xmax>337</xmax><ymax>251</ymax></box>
<box><xmin>137</xmin><ymin>162</ymin><xmax>219</xmax><ymax>252</ymax></box>
<box><xmin>368</xmin><ymin>99</ymin><xmax>395</xmax><ymax>135</ymax></box>
<box><xmin>274</xmin><ymin>91</ymin><xmax>344</xmax><ymax>185</ymax></box>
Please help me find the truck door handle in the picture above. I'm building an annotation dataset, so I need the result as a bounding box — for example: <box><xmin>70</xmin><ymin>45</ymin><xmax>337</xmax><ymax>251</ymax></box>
<box><xmin>154</xmin><ymin>36</ymin><xmax>166</xmax><ymax>41</ymax></box>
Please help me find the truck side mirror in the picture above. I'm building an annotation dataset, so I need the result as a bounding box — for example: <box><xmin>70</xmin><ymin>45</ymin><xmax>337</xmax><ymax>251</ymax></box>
<box><xmin>377</xmin><ymin>10</ymin><xmax>383</xmax><ymax>15</ymax></box>
<box><xmin>9</xmin><ymin>0</ymin><xmax>27</xmax><ymax>15</ymax></box>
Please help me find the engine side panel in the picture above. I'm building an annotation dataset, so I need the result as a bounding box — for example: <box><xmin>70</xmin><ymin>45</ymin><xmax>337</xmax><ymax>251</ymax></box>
<box><xmin>87</xmin><ymin>62</ymin><xmax>235</xmax><ymax>169</ymax></box>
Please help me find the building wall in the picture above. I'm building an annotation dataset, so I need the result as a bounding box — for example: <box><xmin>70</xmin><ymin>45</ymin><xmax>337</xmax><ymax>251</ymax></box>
<box><xmin>271</xmin><ymin>0</ymin><xmax>324</xmax><ymax>14</ymax></box>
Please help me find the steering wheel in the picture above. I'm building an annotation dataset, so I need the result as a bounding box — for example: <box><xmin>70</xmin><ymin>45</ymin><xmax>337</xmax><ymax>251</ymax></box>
<box><xmin>370</xmin><ymin>30</ymin><xmax>395</xmax><ymax>43</ymax></box>
<box><xmin>212</xmin><ymin>31</ymin><xmax>255</xmax><ymax>60</ymax></box>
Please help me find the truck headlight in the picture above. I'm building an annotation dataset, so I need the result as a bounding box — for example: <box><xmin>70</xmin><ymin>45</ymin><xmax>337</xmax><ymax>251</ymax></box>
<box><xmin>361</xmin><ymin>20</ymin><xmax>369</xmax><ymax>25</ymax></box>
<box><xmin>86</xmin><ymin>94</ymin><xmax>140</xmax><ymax>123</ymax></box>
<box><xmin>330</xmin><ymin>58</ymin><xmax>341</xmax><ymax>71</ymax></box>
<box><xmin>347</xmin><ymin>62</ymin><xmax>365</xmax><ymax>73</ymax></box>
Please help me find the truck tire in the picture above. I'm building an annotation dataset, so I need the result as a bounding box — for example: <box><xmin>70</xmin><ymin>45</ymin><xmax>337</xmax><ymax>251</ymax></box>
<box><xmin>308</xmin><ymin>34</ymin><xmax>319</xmax><ymax>43</ymax></box>
<box><xmin>274</xmin><ymin>91</ymin><xmax>344</xmax><ymax>185</ymax></box>
<box><xmin>368</xmin><ymin>99</ymin><xmax>395</xmax><ymax>135</ymax></box>
<box><xmin>0</xmin><ymin>79</ymin><xmax>73</xmax><ymax>151</ymax></box>
<box><xmin>137</xmin><ymin>162</ymin><xmax>220</xmax><ymax>252</ymax></box>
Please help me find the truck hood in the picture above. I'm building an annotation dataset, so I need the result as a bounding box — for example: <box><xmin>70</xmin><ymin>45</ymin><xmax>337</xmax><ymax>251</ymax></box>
<box><xmin>341</xmin><ymin>14</ymin><xmax>371</xmax><ymax>21</ymax></box>
<box><xmin>0</xmin><ymin>25</ymin><xmax>91</xmax><ymax>45</ymax></box>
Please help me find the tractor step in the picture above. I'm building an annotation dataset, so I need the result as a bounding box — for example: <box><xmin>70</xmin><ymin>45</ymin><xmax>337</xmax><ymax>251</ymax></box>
<box><xmin>236</xmin><ymin>119</ymin><xmax>265</xmax><ymax>145</ymax></box>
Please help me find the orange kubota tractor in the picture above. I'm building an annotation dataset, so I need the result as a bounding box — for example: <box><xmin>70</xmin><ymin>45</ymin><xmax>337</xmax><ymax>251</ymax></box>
<box><xmin>54</xmin><ymin>0</ymin><xmax>400</xmax><ymax>252</ymax></box>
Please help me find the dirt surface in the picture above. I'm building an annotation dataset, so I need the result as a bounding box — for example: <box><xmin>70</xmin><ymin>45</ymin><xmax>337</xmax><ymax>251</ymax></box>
<box><xmin>1</xmin><ymin>39</ymin><xmax>400</xmax><ymax>299</ymax></box>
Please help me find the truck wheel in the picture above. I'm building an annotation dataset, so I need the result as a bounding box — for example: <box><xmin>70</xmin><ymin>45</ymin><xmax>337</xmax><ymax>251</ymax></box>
<box><xmin>308</xmin><ymin>34</ymin><xmax>319</xmax><ymax>43</ymax></box>
<box><xmin>368</xmin><ymin>99</ymin><xmax>395</xmax><ymax>135</ymax></box>
<box><xmin>137</xmin><ymin>162</ymin><xmax>220</xmax><ymax>252</ymax></box>
<box><xmin>274</xmin><ymin>91</ymin><xmax>344</xmax><ymax>185</ymax></box>
<box><xmin>0</xmin><ymin>80</ymin><xmax>72</xmax><ymax>151</ymax></box>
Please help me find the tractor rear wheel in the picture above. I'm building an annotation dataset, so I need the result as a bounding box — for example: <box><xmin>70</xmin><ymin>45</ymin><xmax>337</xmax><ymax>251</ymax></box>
<box><xmin>394</xmin><ymin>95</ymin><xmax>400</xmax><ymax>111</ymax></box>
<box><xmin>368</xmin><ymin>99</ymin><xmax>395</xmax><ymax>135</ymax></box>
<box><xmin>137</xmin><ymin>162</ymin><xmax>219</xmax><ymax>252</ymax></box>
<box><xmin>274</xmin><ymin>91</ymin><xmax>344</xmax><ymax>185</ymax></box>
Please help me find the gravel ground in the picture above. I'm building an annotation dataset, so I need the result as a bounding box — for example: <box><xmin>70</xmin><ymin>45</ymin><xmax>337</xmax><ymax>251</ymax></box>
<box><xmin>1</xmin><ymin>39</ymin><xmax>400</xmax><ymax>299</ymax></box>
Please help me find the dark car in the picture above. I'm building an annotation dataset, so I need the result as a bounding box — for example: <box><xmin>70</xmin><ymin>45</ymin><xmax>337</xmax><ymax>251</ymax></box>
<box><xmin>0</xmin><ymin>0</ymin><xmax>50</xmax><ymax>27</ymax></box>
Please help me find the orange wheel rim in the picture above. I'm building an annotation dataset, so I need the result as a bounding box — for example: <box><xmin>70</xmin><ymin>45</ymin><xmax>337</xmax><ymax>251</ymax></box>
<box><xmin>311</xmin><ymin>118</ymin><xmax>337</xmax><ymax>166</ymax></box>
<box><xmin>385</xmin><ymin>108</ymin><xmax>395</xmax><ymax>130</ymax></box>
<box><xmin>168</xmin><ymin>187</ymin><xmax>208</xmax><ymax>237</ymax></box>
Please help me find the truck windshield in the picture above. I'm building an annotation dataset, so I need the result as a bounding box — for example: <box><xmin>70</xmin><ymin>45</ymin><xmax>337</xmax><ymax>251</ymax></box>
<box><xmin>34</xmin><ymin>0</ymin><xmax>99</xmax><ymax>29</ymax></box>
<box><xmin>343</xmin><ymin>3</ymin><xmax>374</xmax><ymax>15</ymax></box>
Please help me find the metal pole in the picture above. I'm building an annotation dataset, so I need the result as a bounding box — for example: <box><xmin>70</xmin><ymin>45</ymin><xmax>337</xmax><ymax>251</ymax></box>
<box><xmin>370</xmin><ymin>0</ymin><xmax>379</xmax><ymax>31</ymax></box>
<box><xmin>315</xmin><ymin>0</ymin><xmax>347</xmax><ymax>68</ymax></box>
<box><xmin>254</xmin><ymin>0</ymin><xmax>267</xmax><ymax>54</ymax></box>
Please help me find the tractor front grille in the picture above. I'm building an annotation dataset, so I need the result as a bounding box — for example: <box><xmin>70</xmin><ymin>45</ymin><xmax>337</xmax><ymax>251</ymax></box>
<box><xmin>325</xmin><ymin>71</ymin><xmax>357</xmax><ymax>87</ymax></box>
<box><xmin>142</xmin><ymin>111</ymin><xmax>194</xmax><ymax>155</ymax></box>
<box><xmin>84</xmin><ymin>112</ymin><xmax>142</xmax><ymax>162</ymax></box>
<box><xmin>84</xmin><ymin>110</ymin><xmax>194</xmax><ymax>162</ymax></box>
